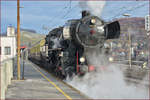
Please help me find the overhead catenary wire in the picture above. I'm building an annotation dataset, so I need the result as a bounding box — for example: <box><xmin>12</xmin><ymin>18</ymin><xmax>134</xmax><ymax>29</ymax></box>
<box><xmin>110</xmin><ymin>2</ymin><xmax>148</xmax><ymax>20</ymax></box>
<box><xmin>42</xmin><ymin>6</ymin><xmax>68</xmax><ymax>31</ymax></box>
<box><xmin>43</xmin><ymin>1</ymin><xmax>74</xmax><ymax>31</ymax></box>
<box><xmin>46</xmin><ymin>4</ymin><xmax>78</xmax><ymax>31</ymax></box>
<box><xmin>47</xmin><ymin>1</ymin><xmax>73</xmax><ymax>23</ymax></box>
<box><xmin>61</xmin><ymin>4</ymin><xmax>78</xmax><ymax>19</ymax></box>
<box><xmin>41</xmin><ymin>1</ymin><xmax>148</xmax><ymax>33</ymax></box>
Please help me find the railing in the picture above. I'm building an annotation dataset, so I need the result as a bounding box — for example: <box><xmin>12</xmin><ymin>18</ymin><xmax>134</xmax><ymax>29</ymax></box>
<box><xmin>1</xmin><ymin>58</ymin><xmax>14</xmax><ymax>99</ymax></box>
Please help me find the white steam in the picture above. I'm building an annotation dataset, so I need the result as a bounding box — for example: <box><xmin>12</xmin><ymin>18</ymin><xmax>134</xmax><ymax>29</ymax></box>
<box><xmin>66</xmin><ymin>53</ymin><xmax>149</xmax><ymax>99</ymax></box>
<box><xmin>51</xmin><ymin>38</ymin><xmax>60</xmax><ymax>49</ymax></box>
<box><xmin>79</xmin><ymin>1</ymin><xmax>106</xmax><ymax>16</ymax></box>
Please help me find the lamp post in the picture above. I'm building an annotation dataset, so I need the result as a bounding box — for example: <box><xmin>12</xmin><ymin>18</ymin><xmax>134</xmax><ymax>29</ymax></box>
<box><xmin>123</xmin><ymin>13</ymin><xmax>132</xmax><ymax>68</ymax></box>
<box><xmin>145</xmin><ymin>15</ymin><xmax>150</xmax><ymax>68</ymax></box>
<box><xmin>147</xmin><ymin>31</ymin><xmax>150</xmax><ymax>69</ymax></box>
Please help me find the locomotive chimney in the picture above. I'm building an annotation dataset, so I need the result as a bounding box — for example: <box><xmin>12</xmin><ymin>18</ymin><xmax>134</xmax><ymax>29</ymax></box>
<box><xmin>82</xmin><ymin>10</ymin><xmax>90</xmax><ymax>18</ymax></box>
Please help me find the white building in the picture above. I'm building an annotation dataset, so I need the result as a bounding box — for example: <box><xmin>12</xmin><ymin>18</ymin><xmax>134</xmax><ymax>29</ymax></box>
<box><xmin>0</xmin><ymin>26</ymin><xmax>16</xmax><ymax>62</ymax></box>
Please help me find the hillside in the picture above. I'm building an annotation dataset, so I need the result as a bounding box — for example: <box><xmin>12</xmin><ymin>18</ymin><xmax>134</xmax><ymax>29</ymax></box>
<box><xmin>118</xmin><ymin>17</ymin><xmax>146</xmax><ymax>37</ymax></box>
<box><xmin>106</xmin><ymin>17</ymin><xmax>148</xmax><ymax>49</ymax></box>
<box><xmin>20</xmin><ymin>31</ymin><xmax>45</xmax><ymax>47</ymax></box>
<box><xmin>7</xmin><ymin>17</ymin><xmax>147</xmax><ymax>48</ymax></box>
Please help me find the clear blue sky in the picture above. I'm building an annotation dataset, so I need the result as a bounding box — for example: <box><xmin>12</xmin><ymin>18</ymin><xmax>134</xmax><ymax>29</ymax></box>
<box><xmin>1</xmin><ymin>0</ymin><xmax>149</xmax><ymax>34</ymax></box>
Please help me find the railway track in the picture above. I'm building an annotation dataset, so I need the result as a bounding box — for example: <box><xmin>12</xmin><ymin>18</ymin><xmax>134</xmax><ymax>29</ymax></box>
<box><xmin>112</xmin><ymin>63</ymin><xmax>149</xmax><ymax>87</ymax></box>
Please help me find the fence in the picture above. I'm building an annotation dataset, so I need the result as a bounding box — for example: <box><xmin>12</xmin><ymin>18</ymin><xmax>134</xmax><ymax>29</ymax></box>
<box><xmin>0</xmin><ymin>58</ymin><xmax>14</xmax><ymax>99</ymax></box>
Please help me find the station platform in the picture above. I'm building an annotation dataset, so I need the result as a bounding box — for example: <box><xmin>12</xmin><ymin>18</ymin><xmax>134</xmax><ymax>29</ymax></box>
<box><xmin>6</xmin><ymin>60</ymin><xmax>88</xmax><ymax>99</ymax></box>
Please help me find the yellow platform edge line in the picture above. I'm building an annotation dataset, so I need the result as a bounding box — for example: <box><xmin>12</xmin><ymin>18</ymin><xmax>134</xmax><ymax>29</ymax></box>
<box><xmin>31</xmin><ymin>64</ymin><xmax>72</xmax><ymax>100</ymax></box>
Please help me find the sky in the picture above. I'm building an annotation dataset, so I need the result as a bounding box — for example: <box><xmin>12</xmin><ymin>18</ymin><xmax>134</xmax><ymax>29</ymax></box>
<box><xmin>1</xmin><ymin>0</ymin><xmax>149</xmax><ymax>34</ymax></box>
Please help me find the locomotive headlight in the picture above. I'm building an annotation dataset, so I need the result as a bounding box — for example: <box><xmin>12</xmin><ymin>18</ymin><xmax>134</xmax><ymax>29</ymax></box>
<box><xmin>80</xmin><ymin>57</ymin><xmax>85</xmax><ymax>63</ymax></box>
<box><xmin>91</xmin><ymin>18</ymin><xmax>96</xmax><ymax>24</ymax></box>
<box><xmin>141</xmin><ymin>51</ymin><xmax>144</xmax><ymax>55</ymax></box>
<box><xmin>109</xmin><ymin>57</ymin><xmax>114</xmax><ymax>62</ymax></box>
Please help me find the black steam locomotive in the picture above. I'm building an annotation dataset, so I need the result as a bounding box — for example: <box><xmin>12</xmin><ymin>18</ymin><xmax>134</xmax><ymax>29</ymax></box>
<box><xmin>29</xmin><ymin>11</ymin><xmax>120</xmax><ymax>78</ymax></box>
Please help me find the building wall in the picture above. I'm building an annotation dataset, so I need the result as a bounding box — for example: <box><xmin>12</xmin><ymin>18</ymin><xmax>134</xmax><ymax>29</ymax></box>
<box><xmin>0</xmin><ymin>36</ymin><xmax>16</xmax><ymax>62</ymax></box>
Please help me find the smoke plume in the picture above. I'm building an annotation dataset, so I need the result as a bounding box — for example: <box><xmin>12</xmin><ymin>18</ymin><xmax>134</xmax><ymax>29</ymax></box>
<box><xmin>78</xmin><ymin>1</ymin><xmax>106</xmax><ymax>16</ymax></box>
<box><xmin>51</xmin><ymin>38</ymin><xmax>61</xmax><ymax>49</ymax></box>
<box><xmin>66</xmin><ymin>52</ymin><xmax>149</xmax><ymax>99</ymax></box>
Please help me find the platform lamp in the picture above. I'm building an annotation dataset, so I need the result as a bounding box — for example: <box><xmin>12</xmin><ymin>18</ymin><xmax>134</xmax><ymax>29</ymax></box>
<box><xmin>123</xmin><ymin>13</ymin><xmax>132</xmax><ymax>68</ymax></box>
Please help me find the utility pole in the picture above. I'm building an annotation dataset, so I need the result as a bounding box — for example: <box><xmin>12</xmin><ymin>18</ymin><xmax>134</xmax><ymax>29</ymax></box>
<box><xmin>145</xmin><ymin>15</ymin><xmax>150</xmax><ymax>68</ymax></box>
<box><xmin>17</xmin><ymin>0</ymin><xmax>21</xmax><ymax>80</ymax></box>
<box><xmin>123</xmin><ymin>14</ymin><xmax>132</xmax><ymax>68</ymax></box>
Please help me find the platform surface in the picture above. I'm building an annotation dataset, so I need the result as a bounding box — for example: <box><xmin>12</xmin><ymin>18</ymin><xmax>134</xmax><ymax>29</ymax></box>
<box><xmin>6</xmin><ymin>60</ymin><xmax>88</xmax><ymax>99</ymax></box>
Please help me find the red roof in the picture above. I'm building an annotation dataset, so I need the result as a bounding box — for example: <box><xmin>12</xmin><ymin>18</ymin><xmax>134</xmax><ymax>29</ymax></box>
<box><xmin>20</xmin><ymin>46</ymin><xmax>27</xmax><ymax>49</ymax></box>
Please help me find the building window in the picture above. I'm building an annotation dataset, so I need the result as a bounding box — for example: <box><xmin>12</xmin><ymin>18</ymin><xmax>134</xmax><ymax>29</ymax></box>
<box><xmin>5</xmin><ymin>47</ymin><xmax>11</xmax><ymax>55</ymax></box>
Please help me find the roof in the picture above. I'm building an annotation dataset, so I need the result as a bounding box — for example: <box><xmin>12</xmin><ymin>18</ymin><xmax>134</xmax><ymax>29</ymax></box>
<box><xmin>20</xmin><ymin>46</ymin><xmax>27</xmax><ymax>49</ymax></box>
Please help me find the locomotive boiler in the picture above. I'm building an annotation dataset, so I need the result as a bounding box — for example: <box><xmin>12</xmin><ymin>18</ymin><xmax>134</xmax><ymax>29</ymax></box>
<box><xmin>29</xmin><ymin>10</ymin><xmax>120</xmax><ymax>78</ymax></box>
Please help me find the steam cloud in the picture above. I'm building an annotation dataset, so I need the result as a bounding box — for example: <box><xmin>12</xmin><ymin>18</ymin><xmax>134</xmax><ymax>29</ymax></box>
<box><xmin>65</xmin><ymin>1</ymin><xmax>149</xmax><ymax>98</ymax></box>
<box><xmin>51</xmin><ymin>38</ymin><xmax>61</xmax><ymax>49</ymax></box>
<box><xmin>79</xmin><ymin>1</ymin><xmax>106</xmax><ymax>16</ymax></box>
<box><xmin>66</xmin><ymin>53</ymin><xmax>149</xmax><ymax>99</ymax></box>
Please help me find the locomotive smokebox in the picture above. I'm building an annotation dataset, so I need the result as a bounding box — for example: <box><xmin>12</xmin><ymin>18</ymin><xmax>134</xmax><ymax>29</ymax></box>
<box><xmin>82</xmin><ymin>10</ymin><xmax>90</xmax><ymax>18</ymax></box>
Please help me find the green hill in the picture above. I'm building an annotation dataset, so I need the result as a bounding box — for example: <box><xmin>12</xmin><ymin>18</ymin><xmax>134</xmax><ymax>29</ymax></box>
<box><xmin>20</xmin><ymin>31</ymin><xmax>45</xmax><ymax>47</ymax></box>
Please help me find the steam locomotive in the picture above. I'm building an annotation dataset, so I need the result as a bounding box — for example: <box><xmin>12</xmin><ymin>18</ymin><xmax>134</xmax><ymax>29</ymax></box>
<box><xmin>29</xmin><ymin>11</ymin><xmax>120</xmax><ymax>78</ymax></box>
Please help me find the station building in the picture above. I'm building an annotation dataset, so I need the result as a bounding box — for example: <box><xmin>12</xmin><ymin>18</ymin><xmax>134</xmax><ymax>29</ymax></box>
<box><xmin>0</xmin><ymin>26</ymin><xmax>16</xmax><ymax>62</ymax></box>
